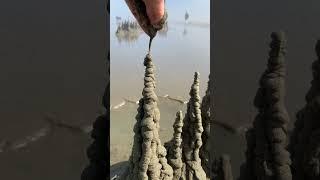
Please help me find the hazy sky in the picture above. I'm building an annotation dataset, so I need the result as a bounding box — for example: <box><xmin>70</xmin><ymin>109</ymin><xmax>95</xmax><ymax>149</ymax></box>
<box><xmin>110</xmin><ymin>0</ymin><xmax>210</xmax><ymax>23</ymax></box>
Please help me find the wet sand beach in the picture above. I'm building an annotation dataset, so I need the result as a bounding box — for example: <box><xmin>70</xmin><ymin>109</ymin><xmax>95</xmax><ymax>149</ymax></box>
<box><xmin>110</xmin><ymin>1</ymin><xmax>211</xmax><ymax>177</ymax></box>
<box><xmin>213</xmin><ymin>0</ymin><xmax>320</xmax><ymax>178</ymax></box>
<box><xmin>0</xmin><ymin>0</ymin><xmax>106</xmax><ymax>179</ymax></box>
<box><xmin>2</xmin><ymin>0</ymin><xmax>319</xmax><ymax>179</ymax></box>
<box><xmin>110</xmin><ymin>0</ymin><xmax>320</xmax><ymax>179</ymax></box>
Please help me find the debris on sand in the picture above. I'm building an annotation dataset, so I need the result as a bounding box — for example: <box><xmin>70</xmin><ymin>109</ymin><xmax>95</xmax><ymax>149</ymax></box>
<box><xmin>167</xmin><ymin>96</ymin><xmax>186</xmax><ymax>104</ymax></box>
<box><xmin>123</xmin><ymin>98</ymin><xmax>139</xmax><ymax>105</ymax></box>
<box><xmin>0</xmin><ymin>127</ymin><xmax>50</xmax><ymax>153</ymax></box>
<box><xmin>44</xmin><ymin>114</ymin><xmax>93</xmax><ymax>134</ymax></box>
<box><xmin>111</xmin><ymin>175</ymin><xmax>119</xmax><ymax>180</ymax></box>
<box><xmin>242</xmin><ymin>31</ymin><xmax>292</xmax><ymax>180</ymax></box>
<box><xmin>112</xmin><ymin>101</ymin><xmax>126</xmax><ymax>110</ymax></box>
<box><xmin>122</xmin><ymin>54</ymin><xmax>173</xmax><ymax>180</ymax></box>
<box><xmin>290</xmin><ymin>40</ymin><xmax>320</xmax><ymax>180</ymax></box>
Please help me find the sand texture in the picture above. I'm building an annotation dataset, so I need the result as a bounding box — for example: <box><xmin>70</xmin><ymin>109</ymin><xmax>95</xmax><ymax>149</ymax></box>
<box><xmin>180</xmin><ymin>72</ymin><xmax>207</xmax><ymax>180</ymax></box>
<box><xmin>121</xmin><ymin>54</ymin><xmax>173</xmax><ymax>180</ymax></box>
<box><xmin>212</xmin><ymin>154</ymin><xmax>234</xmax><ymax>180</ymax></box>
<box><xmin>241</xmin><ymin>31</ymin><xmax>292</xmax><ymax>180</ymax></box>
<box><xmin>110</xmin><ymin>31</ymin><xmax>320</xmax><ymax>180</ymax></box>
<box><xmin>165</xmin><ymin>111</ymin><xmax>184</xmax><ymax>180</ymax></box>
<box><xmin>290</xmin><ymin>40</ymin><xmax>320</xmax><ymax>180</ymax></box>
<box><xmin>200</xmin><ymin>75</ymin><xmax>212</xmax><ymax>178</ymax></box>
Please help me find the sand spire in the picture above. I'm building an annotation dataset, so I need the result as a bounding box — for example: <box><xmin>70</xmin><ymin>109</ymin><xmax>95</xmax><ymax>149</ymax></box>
<box><xmin>181</xmin><ymin>72</ymin><xmax>207</xmax><ymax>179</ymax></box>
<box><xmin>81</xmin><ymin>52</ymin><xmax>109</xmax><ymax>180</ymax></box>
<box><xmin>243</xmin><ymin>32</ymin><xmax>292</xmax><ymax>180</ymax></box>
<box><xmin>124</xmin><ymin>54</ymin><xmax>173</xmax><ymax>180</ymax></box>
<box><xmin>212</xmin><ymin>154</ymin><xmax>234</xmax><ymax>180</ymax></box>
<box><xmin>200</xmin><ymin>74</ymin><xmax>212</xmax><ymax>178</ymax></box>
<box><xmin>166</xmin><ymin>111</ymin><xmax>184</xmax><ymax>180</ymax></box>
<box><xmin>290</xmin><ymin>40</ymin><xmax>320</xmax><ymax>180</ymax></box>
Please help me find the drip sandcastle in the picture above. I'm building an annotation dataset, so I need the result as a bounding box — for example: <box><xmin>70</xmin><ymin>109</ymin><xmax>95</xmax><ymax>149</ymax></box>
<box><xmin>118</xmin><ymin>51</ymin><xmax>217</xmax><ymax>179</ymax></box>
<box><xmin>241</xmin><ymin>32</ymin><xmax>292</xmax><ymax>180</ymax></box>
<box><xmin>110</xmin><ymin>12</ymin><xmax>320</xmax><ymax>178</ymax></box>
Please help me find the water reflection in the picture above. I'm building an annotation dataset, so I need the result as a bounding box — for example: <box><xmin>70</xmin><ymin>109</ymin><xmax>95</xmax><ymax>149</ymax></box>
<box><xmin>116</xmin><ymin>16</ymin><xmax>122</xmax><ymax>26</ymax></box>
<box><xmin>116</xmin><ymin>16</ymin><xmax>122</xmax><ymax>22</ymax></box>
<box><xmin>185</xmin><ymin>11</ymin><xmax>190</xmax><ymax>24</ymax></box>
<box><xmin>115</xmin><ymin>20</ymin><xmax>169</xmax><ymax>43</ymax></box>
<box><xmin>157</xmin><ymin>21</ymin><xmax>168</xmax><ymax>37</ymax></box>
<box><xmin>183</xmin><ymin>25</ymin><xmax>188</xmax><ymax>36</ymax></box>
<box><xmin>114</xmin><ymin>19</ymin><xmax>210</xmax><ymax>43</ymax></box>
<box><xmin>115</xmin><ymin>20</ymin><xmax>141</xmax><ymax>43</ymax></box>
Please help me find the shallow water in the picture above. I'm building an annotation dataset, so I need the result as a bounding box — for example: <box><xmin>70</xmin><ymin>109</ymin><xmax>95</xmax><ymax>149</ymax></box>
<box><xmin>110</xmin><ymin>19</ymin><xmax>211</xmax><ymax>178</ymax></box>
<box><xmin>110</xmin><ymin>20</ymin><xmax>210</xmax><ymax>106</ymax></box>
<box><xmin>3</xmin><ymin>0</ymin><xmax>318</xmax><ymax>179</ymax></box>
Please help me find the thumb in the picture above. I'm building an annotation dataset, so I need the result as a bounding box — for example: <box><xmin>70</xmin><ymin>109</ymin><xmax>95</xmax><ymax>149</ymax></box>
<box><xmin>142</xmin><ymin>0</ymin><xmax>165</xmax><ymax>25</ymax></box>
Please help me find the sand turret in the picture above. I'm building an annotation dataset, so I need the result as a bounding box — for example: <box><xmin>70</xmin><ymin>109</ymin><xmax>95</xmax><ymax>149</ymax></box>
<box><xmin>212</xmin><ymin>154</ymin><xmax>234</xmax><ymax>180</ymax></box>
<box><xmin>290</xmin><ymin>40</ymin><xmax>320</xmax><ymax>180</ymax></box>
<box><xmin>200</xmin><ymin>74</ymin><xmax>212</xmax><ymax>178</ymax></box>
<box><xmin>166</xmin><ymin>111</ymin><xmax>184</xmax><ymax>180</ymax></box>
<box><xmin>181</xmin><ymin>72</ymin><xmax>207</xmax><ymax>179</ymax></box>
<box><xmin>81</xmin><ymin>51</ymin><xmax>109</xmax><ymax>179</ymax></box>
<box><xmin>239</xmin><ymin>128</ymin><xmax>255</xmax><ymax>180</ymax></box>
<box><xmin>243</xmin><ymin>32</ymin><xmax>292</xmax><ymax>180</ymax></box>
<box><xmin>124</xmin><ymin>54</ymin><xmax>173</xmax><ymax>180</ymax></box>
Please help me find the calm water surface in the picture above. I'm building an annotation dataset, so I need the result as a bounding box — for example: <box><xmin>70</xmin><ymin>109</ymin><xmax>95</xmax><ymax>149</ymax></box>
<box><xmin>110</xmin><ymin>20</ymin><xmax>210</xmax><ymax>106</ymax></box>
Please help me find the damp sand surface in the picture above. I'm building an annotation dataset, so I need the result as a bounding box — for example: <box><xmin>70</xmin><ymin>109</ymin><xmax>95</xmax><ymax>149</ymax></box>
<box><xmin>110</xmin><ymin>97</ymin><xmax>186</xmax><ymax>165</ymax></box>
<box><xmin>110</xmin><ymin>19</ymin><xmax>212</xmax><ymax>177</ymax></box>
<box><xmin>0</xmin><ymin>0</ymin><xmax>105</xmax><ymax>179</ymax></box>
<box><xmin>109</xmin><ymin>19</ymin><xmax>253</xmax><ymax>178</ymax></box>
<box><xmin>110</xmin><ymin>96</ymin><xmax>249</xmax><ymax>178</ymax></box>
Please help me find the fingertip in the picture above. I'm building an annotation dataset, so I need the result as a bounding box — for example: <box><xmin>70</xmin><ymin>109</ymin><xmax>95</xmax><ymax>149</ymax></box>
<box><xmin>144</xmin><ymin>0</ymin><xmax>165</xmax><ymax>25</ymax></box>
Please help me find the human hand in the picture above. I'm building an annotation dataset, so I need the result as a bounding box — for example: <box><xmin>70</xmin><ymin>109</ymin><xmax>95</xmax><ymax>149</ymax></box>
<box><xmin>125</xmin><ymin>0</ymin><xmax>166</xmax><ymax>37</ymax></box>
<box><xmin>142</xmin><ymin>0</ymin><xmax>165</xmax><ymax>26</ymax></box>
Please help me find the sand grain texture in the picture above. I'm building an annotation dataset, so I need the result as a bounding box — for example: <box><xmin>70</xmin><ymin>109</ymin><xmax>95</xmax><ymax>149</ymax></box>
<box><xmin>122</xmin><ymin>54</ymin><xmax>173</xmax><ymax>180</ymax></box>
<box><xmin>212</xmin><ymin>154</ymin><xmax>234</xmax><ymax>180</ymax></box>
<box><xmin>166</xmin><ymin>111</ymin><xmax>184</xmax><ymax>180</ymax></box>
<box><xmin>181</xmin><ymin>72</ymin><xmax>207</xmax><ymax>180</ymax></box>
<box><xmin>242</xmin><ymin>31</ymin><xmax>292</xmax><ymax>180</ymax></box>
<box><xmin>199</xmin><ymin>74</ymin><xmax>212</xmax><ymax>178</ymax></box>
<box><xmin>290</xmin><ymin>40</ymin><xmax>320</xmax><ymax>180</ymax></box>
